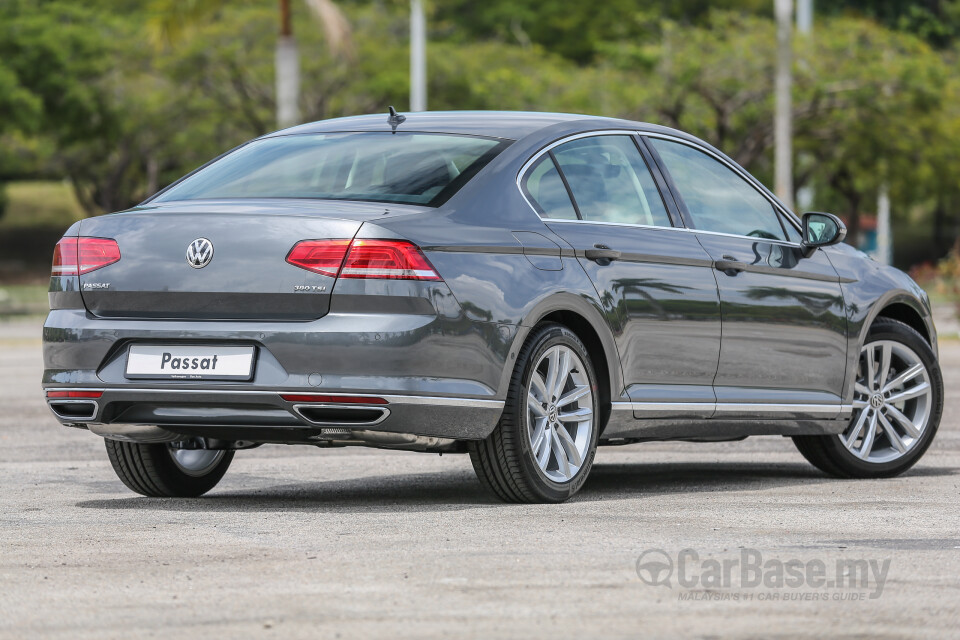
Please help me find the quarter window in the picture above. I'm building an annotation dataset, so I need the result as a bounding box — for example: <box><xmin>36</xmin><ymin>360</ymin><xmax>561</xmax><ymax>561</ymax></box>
<box><xmin>522</xmin><ymin>155</ymin><xmax>578</xmax><ymax>220</ymax></box>
<box><xmin>551</xmin><ymin>136</ymin><xmax>672</xmax><ymax>227</ymax></box>
<box><xmin>649</xmin><ymin>138</ymin><xmax>787</xmax><ymax>241</ymax></box>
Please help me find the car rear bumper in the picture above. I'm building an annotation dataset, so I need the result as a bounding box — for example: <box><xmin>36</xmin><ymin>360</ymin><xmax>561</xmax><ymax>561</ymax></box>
<box><xmin>44</xmin><ymin>386</ymin><xmax>503</xmax><ymax>442</ymax></box>
<box><xmin>42</xmin><ymin>308</ymin><xmax>512</xmax><ymax>442</ymax></box>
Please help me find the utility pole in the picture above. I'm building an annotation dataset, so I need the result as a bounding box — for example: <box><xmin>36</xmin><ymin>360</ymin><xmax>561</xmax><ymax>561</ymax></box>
<box><xmin>774</xmin><ymin>0</ymin><xmax>794</xmax><ymax>211</ymax></box>
<box><xmin>410</xmin><ymin>0</ymin><xmax>427</xmax><ymax>112</ymax></box>
<box><xmin>794</xmin><ymin>0</ymin><xmax>814</xmax><ymax>212</ymax></box>
<box><xmin>796</xmin><ymin>0</ymin><xmax>813</xmax><ymax>34</ymax></box>
<box><xmin>276</xmin><ymin>0</ymin><xmax>300</xmax><ymax>128</ymax></box>
<box><xmin>876</xmin><ymin>184</ymin><xmax>891</xmax><ymax>265</ymax></box>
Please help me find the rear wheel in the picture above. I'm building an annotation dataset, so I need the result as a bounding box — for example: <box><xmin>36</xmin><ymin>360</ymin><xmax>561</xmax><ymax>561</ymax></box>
<box><xmin>793</xmin><ymin>318</ymin><xmax>942</xmax><ymax>478</ymax></box>
<box><xmin>104</xmin><ymin>439</ymin><xmax>234</xmax><ymax>497</ymax></box>
<box><xmin>470</xmin><ymin>323</ymin><xmax>599</xmax><ymax>503</ymax></box>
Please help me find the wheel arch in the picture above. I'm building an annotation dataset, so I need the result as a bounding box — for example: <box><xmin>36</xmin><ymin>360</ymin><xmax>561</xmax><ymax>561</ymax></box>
<box><xmin>502</xmin><ymin>293</ymin><xmax>625</xmax><ymax>435</ymax></box>
<box><xmin>874</xmin><ymin>301</ymin><xmax>932</xmax><ymax>345</ymax></box>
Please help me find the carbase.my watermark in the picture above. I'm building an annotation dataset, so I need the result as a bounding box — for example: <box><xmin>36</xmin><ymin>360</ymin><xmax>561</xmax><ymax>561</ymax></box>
<box><xmin>635</xmin><ymin>548</ymin><xmax>891</xmax><ymax>600</ymax></box>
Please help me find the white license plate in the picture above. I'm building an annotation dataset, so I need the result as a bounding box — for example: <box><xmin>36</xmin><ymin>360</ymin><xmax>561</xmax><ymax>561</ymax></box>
<box><xmin>125</xmin><ymin>345</ymin><xmax>256</xmax><ymax>380</ymax></box>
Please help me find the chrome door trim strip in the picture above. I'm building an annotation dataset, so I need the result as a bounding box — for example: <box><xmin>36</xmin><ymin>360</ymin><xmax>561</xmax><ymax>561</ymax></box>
<box><xmin>543</xmin><ymin>218</ymin><xmax>804</xmax><ymax>249</ymax></box>
<box><xmin>612</xmin><ymin>401</ymin><xmax>851</xmax><ymax>417</ymax></box>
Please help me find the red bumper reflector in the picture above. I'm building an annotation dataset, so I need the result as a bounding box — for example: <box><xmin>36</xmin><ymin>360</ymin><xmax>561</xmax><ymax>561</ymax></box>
<box><xmin>46</xmin><ymin>390</ymin><xmax>103</xmax><ymax>399</ymax></box>
<box><xmin>280</xmin><ymin>394</ymin><xmax>388</xmax><ymax>405</ymax></box>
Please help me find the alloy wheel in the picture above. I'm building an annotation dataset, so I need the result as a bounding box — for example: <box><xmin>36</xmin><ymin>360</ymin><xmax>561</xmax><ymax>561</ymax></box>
<box><xmin>526</xmin><ymin>345</ymin><xmax>594</xmax><ymax>483</ymax></box>
<box><xmin>168</xmin><ymin>446</ymin><xmax>227</xmax><ymax>477</ymax></box>
<box><xmin>841</xmin><ymin>340</ymin><xmax>933</xmax><ymax>464</ymax></box>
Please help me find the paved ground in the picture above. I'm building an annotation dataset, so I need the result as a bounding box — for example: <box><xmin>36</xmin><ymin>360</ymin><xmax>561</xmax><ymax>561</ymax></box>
<box><xmin>1</xmin><ymin>316</ymin><xmax>958</xmax><ymax>639</ymax></box>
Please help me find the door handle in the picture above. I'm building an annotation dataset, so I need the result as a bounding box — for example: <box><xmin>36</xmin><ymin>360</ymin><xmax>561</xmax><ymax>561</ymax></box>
<box><xmin>584</xmin><ymin>244</ymin><xmax>621</xmax><ymax>263</ymax></box>
<box><xmin>715</xmin><ymin>256</ymin><xmax>746</xmax><ymax>276</ymax></box>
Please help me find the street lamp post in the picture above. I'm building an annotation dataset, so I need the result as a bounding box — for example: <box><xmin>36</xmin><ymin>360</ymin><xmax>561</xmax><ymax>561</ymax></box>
<box><xmin>410</xmin><ymin>0</ymin><xmax>426</xmax><ymax>112</ymax></box>
<box><xmin>774</xmin><ymin>0</ymin><xmax>794</xmax><ymax>211</ymax></box>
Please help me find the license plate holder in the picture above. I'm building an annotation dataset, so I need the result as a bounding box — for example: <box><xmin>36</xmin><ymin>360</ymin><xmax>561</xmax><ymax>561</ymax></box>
<box><xmin>125</xmin><ymin>345</ymin><xmax>256</xmax><ymax>381</ymax></box>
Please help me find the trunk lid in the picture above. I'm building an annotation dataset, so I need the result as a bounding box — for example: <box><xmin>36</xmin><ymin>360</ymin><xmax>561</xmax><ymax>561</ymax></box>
<box><xmin>77</xmin><ymin>199</ymin><xmax>424</xmax><ymax>321</ymax></box>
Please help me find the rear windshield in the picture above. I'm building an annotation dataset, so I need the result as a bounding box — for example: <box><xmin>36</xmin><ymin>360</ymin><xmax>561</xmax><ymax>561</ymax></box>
<box><xmin>153</xmin><ymin>132</ymin><xmax>508</xmax><ymax>207</ymax></box>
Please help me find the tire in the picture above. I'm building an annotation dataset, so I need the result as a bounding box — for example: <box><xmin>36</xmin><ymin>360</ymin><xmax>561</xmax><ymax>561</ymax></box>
<box><xmin>470</xmin><ymin>323</ymin><xmax>600</xmax><ymax>503</ymax></box>
<box><xmin>793</xmin><ymin>317</ymin><xmax>943</xmax><ymax>478</ymax></box>
<box><xmin>104</xmin><ymin>439</ymin><xmax>234</xmax><ymax>497</ymax></box>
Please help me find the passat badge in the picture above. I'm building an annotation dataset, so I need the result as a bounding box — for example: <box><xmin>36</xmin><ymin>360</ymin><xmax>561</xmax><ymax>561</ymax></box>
<box><xmin>186</xmin><ymin>238</ymin><xmax>214</xmax><ymax>268</ymax></box>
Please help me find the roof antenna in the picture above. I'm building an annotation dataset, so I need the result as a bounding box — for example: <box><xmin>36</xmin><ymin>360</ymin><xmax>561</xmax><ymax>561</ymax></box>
<box><xmin>387</xmin><ymin>106</ymin><xmax>406</xmax><ymax>133</ymax></box>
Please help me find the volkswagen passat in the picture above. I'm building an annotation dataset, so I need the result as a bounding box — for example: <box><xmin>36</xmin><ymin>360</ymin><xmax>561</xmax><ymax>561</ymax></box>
<box><xmin>42</xmin><ymin>111</ymin><xmax>943</xmax><ymax>502</ymax></box>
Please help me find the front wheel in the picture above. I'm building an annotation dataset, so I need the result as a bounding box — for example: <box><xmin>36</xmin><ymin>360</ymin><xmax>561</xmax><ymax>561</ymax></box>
<box><xmin>470</xmin><ymin>323</ymin><xmax>599</xmax><ymax>503</ymax></box>
<box><xmin>105</xmin><ymin>439</ymin><xmax>234</xmax><ymax>497</ymax></box>
<box><xmin>793</xmin><ymin>318</ymin><xmax>943</xmax><ymax>478</ymax></box>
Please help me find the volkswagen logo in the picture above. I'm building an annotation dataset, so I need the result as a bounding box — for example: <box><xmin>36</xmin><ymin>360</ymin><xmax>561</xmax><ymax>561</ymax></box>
<box><xmin>186</xmin><ymin>238</ymin><xmax>214</xmax><ymax>269</ymax></box>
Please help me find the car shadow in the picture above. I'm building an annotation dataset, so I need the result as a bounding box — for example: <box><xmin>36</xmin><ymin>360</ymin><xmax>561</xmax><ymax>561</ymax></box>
<box><xmin>74</xmin><ymin>461</ymin><xmax>959</xmax><ymax>513</ymax></box>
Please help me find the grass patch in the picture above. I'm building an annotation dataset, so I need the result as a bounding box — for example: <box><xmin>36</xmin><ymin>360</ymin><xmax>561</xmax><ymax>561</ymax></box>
<box><xmin>1</xmin><ymin>181</ymin><xmax>86</xmax><ymax>230</ymax></box>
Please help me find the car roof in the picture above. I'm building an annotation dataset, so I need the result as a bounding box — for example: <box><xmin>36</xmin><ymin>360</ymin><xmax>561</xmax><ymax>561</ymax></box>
<box><xmin>267</xmin><ymin>110</ymin><xmax>691</xmax><ymax>142</ymax></box>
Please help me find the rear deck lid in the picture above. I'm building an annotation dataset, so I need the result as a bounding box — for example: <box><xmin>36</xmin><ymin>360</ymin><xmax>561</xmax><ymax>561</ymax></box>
<box><xmin>76</xmin><ymin>199</ymin><xmax>421</xmax><ymax>320</ymax></box>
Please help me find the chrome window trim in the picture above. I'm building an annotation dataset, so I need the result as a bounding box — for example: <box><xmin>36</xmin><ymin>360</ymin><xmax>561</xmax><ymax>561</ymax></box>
<box><xmin>516</xmin><ymin>128</ymin><xmax>806</xmax><ymax>247</ymax></box>
<box><xmin>515</xmin><ymin>129</ymin><xmax>680</xmax><ymax>231</ymax></box>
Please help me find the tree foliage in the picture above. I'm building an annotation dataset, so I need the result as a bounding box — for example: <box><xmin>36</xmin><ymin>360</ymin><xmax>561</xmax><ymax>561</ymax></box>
<box><xmin>1</xmin><ymin>0</ymin><xmax>959</xmax><ymax>264</ymax></box>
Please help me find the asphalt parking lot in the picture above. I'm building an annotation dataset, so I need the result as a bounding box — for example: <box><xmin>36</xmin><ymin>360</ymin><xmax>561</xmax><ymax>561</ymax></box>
<box><xmin>1</xmin><ymin>317</ymin><xmax>958</xmax><ymax>639</ymax></box>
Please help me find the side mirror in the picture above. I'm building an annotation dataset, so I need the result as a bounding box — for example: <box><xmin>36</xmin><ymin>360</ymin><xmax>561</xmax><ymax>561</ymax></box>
<box><xmin>801</xmin><ymin>212</ymin><xmax>847</xmax><ymax>258</ymax></box>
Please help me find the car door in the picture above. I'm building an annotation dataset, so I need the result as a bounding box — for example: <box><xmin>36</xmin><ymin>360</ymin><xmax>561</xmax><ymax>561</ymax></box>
<box><xmin>645</xmin><ymin>135</ymin><xmax>848</xmax><ymax>419</ymax></box>
<box><xmin>520</xmin><ymin>132</ymin><xmax>721</xmax><ymax>419</ymax></box>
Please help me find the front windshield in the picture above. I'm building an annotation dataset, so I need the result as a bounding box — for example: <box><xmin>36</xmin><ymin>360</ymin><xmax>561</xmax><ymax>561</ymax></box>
<box><xmin>153</xmin><ymin>132</ymin><xmax>508</xmax><ymax>207</ymax></box>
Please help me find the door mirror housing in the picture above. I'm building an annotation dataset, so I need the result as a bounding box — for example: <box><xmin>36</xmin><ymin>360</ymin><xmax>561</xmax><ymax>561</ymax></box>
<box><xmin>801</xmin><ymin>212</ymin><xmax>847</xmax><ymax>257</ymax></box>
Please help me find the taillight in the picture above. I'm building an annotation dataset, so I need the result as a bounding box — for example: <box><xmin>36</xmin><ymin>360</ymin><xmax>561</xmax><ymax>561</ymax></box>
<box><xmin>285</xmin><ymin>239</ymin><xmax>352</xmax><ymax>277</ymax></box>
<box><xmin>341</xmin><ymin>239</ymin><xmax>441</xmax><ymax>280</ymax></box>
<box><xmin>52</xmin><ymin>237</ymin><xmax>121</xmax><ymax>276</ymax></box>
<box><xmin>286</xmin><ymin>239</ymin><xmax>441</xmax><ymax>281</ymax></box>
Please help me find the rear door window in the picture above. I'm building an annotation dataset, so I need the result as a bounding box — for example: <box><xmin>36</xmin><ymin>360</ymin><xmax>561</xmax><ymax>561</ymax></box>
<box><xmin>551</xmin><ymin>136</ymin><xmax>672</xmax><ymax>227</ymax></box>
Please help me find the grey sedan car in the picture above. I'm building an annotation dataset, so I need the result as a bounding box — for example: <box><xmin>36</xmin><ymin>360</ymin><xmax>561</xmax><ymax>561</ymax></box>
<box><xmin>42</xmin><ymin>111</ymin><xmax>943</xmax><ymax>503</ymax></box>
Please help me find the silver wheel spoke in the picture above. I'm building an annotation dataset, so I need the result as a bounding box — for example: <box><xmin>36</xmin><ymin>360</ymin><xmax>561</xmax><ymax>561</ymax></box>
<box><xmin>530</xmin><ymin>373</ymin><xmax>548</xmax><ymax>403</ymax></box>
<box><xmin>843</xmin><ymin>407</ymin><xmax>870</xmax><ymax>448</ymax></box>
<box><xmin>558</xmin><ymin>406</ymin><xmax>592</xmax><ymax>422</ymax></box>
<box><xmin>550</xmin><ymin>428</ymin><xmax>571</xmax><ymax>478</ymax></box>
<box><xmin>855</xmin><ymin>382</ymin><xmax>872</xmax><ymax>397</ymax></box>
<box><xmin>884</xmin><ymin>404</ymin><xmax>921</xmax><ymax>439</ymax></box>
<box><xmin>556</xmin><ymin>384</ymin><xmax>590</xmax><ymax>408</ymax></box>
<box><xmin>877</xmin><ymin>343</ymin><xmax>892</xmax><ymax>391</ymax></box>
<box><xmin>544</xmin><ymin>349</ymin><xmax>561</xmax><ymax>402</ymax></box>
<box><xmin>877</xmin><ymin>411</ymin><xmax>907</xmax><ymax>454</ymax></box>
<box><xmin>554</xmin><ymin>424</ymin><xmax>582</xmax><ymax>467</ymax></box>
<box><xmin>552</xmin><ymin>350</ymin><xmax>572</xmax><ymax>399</ymax></box>
<box><xmin>866</xmin><ymin>345</ymin><xmax>877</xmax><ymax>390</ymax></box>
<box><xmin>530</xmin><ymin>418</ymin><xmax>547</xmax><ymax>452</ymax></box>
<box><xmin>858</xmin><ymin>411</ymin><xmax>878</xmax><ymax>459</ymax></box>
<box><xmin>535</xmin><ymin>427</ymin><xmax>552</xmax><ymax>468</ymax></box>
<box><xmin>887</xmin><ymin>382</ymin><xmax>931</xmax><ymax>405</ymax></box>
<box><xmin>528</xmin><ymin>393</ymin><xmax>547</xmax><ymax>417</ymax></box>
<box><xmin>852</xmin><ymin>399</ymin><xmax>869</xmax><ymax>409</ymax></box>
<box><xmin>882</xmin><ymin>364</ymin><xmax>924</xmax><ymax>394</ymax></box>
